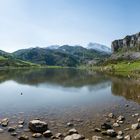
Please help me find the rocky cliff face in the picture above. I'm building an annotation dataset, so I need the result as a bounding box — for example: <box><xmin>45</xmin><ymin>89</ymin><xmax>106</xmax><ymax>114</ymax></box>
<box><xmin>111</xmin><ymin>32</ymin><xmax>140</xmax><ymax>52</ymax></box>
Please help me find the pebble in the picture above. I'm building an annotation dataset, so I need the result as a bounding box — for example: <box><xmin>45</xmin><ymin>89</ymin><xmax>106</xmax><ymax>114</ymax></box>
<box><xmin>92</xmin><ymin>136</ymin><xmax>104</xmax><ymax>140</ymax></box>
<box><xmin>43</xmin><ymin>130</ymin><xmax>53</xmax><ymax>137</ymax></box>
<box><xmin>131</xmin><ymin>123</ymin><xmax>139</xmax><ymax>130</ymax></box>
<box><xmin>32</xmin><ymin>133</ymin><xmax>42</xmax><ymax>138</ymax></box>
<box><xmin>124</xmin><ymin>135</ymin><xmax>131</xmax><ymax>140</ymax></box>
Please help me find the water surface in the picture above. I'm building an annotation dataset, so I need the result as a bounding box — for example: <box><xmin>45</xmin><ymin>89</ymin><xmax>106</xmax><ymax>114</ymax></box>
<box><xmin>0</xmin><ymin>68</ymin><xmax>140</xmax><ymax>139</ymax></box>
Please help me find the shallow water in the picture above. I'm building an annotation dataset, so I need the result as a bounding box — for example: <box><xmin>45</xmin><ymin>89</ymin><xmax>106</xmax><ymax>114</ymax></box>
<box><xmin>0</xmin><ymin>68</ymin><xmax>140</xmax><ymax>139</ymax></box>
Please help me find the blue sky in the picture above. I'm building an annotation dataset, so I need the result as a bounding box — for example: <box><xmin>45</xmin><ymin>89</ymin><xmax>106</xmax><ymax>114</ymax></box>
<box><xmin>0</xmin><ymin>0</ymin><xmax>140</xmax><ymax>52</ymax></box>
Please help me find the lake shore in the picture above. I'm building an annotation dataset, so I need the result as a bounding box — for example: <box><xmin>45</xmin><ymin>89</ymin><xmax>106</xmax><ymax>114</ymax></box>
<box><xmin>1</xmin><ymin>99</ymin><xmax>140</xmax><ymax>140</ymax></box>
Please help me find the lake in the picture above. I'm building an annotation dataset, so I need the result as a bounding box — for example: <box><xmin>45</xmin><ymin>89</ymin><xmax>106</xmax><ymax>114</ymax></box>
<box><xmin>0</xmin><ymin>68</ymin><xmax>140</xmax><ymax>139</ymax></box>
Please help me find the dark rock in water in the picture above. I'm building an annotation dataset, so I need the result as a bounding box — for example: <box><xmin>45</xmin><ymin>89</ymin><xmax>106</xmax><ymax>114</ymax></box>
<box><xmin>101</xmin><ymin>123</ymin><xmax>112</xmax><ymax>130</ymax></box>
<box><xmin>8</xmin><ymin>126</ymin><xmax>16</xmax><ymax>132</ymax></box>
<box><xmin>67</xmin><ymin>122</ymin><xmax>74</xmax><ymax>127</ymax></box>
<box><xmin>43</xmin><ymin>130</ymin><xmax>53</xmax><ymax>137</ymax></box>
<box><xmin>68</xmin><ymin>128</ymin><xmax>78</xmax><ymax>135</ymax></box>
<box><xmin>106</xmin><ymin>129</ymin><xmax>117</xmax><ymax>137</ymax></box>
<box><xmin>18</xmin><ymin>134</ymin><xmax>29</xmax><ymax>140</ymax></box>
<box><xmin>29</xmin><ymin>120</ymin><xmax>48</xmax><ymax>133</ymax></box>
<box><xmin>11</xmin><ymin>132</ymin><xmax>18</xmax><ymax>136</ymax></box>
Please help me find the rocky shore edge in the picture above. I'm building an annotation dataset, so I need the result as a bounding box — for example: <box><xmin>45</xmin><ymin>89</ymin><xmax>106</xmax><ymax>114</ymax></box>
<box><xmin>1</xmin><ymin>111</ymin><xmax>140</xmax><ymax>140</ymax></box>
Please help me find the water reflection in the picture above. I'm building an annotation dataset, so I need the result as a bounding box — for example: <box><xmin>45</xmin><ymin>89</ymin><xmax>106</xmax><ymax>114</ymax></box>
<box><xmin>111</xmin><ymin>77</ymin><xmax>140</xmax><ymax>103</ymax></box>
<box><xmin>0</xmin><ymin>68</ymin><xmax>109</xmax><ymax>87</ymax></box>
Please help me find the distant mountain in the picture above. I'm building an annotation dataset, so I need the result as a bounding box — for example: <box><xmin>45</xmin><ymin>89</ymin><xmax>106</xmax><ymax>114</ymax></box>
<box><xmin>13</xmin><ymin>45</ymin><xmax>110</xmax><ymax>67</ymax></box>
<box><xmin>87</xmin><ymin>43</ymin><xmax>111</xmax><ymax>53</ymax></box>
<box><xmin>46</xmin><ymin>45</ymin><xmax>60</xmax><ymax>50</ymax></box>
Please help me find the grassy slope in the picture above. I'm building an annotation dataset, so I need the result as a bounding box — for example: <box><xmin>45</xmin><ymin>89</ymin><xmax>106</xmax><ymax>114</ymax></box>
<box><xmin>89</xmin><ymin>60</ymin><xmax>140</xmax><ymax>77</ymax></box>
<box><xmin>0</xmin><ymin>55</ymin><xmax>40</xmax><ymax>69</ymax></box>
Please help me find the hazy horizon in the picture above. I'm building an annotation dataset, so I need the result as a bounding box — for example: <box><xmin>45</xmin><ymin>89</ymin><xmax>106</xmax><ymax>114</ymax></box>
<box><xmin>0</xmin><ymin>0</ymin><xmax>140</xmax><ymax>52</ymax></box>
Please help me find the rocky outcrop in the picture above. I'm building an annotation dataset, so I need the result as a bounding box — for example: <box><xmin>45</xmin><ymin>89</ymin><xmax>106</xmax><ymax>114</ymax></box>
<box><xmin>111</xmin><ymin>32</ymin><xmax>140</xmax><ymax>52</ymax></box>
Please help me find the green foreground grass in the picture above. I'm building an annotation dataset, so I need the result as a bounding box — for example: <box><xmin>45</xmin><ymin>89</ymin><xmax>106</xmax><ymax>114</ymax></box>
<box><xmin>88</xmin><ymin>60</ymin><xmax>140</xmax><ymax>77</ymax></box>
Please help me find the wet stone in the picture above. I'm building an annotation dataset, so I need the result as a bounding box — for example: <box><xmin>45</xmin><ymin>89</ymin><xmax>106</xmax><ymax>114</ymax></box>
<box><xmin>32</xmin><ymin>133</ymin><xmax>42</xmax><ymax>138</ymax></box>
<box><xmin>131</xmin><ymin>123</ymin><xmax>139</xmax><ymax>130</ymax></box>
<box><xmin>68</xmin><ymin>128</ymin><xmax>78</xmax><ymax>135</ymax></box>
<box><xmin>101</xmin><ymin>123</ymin><xmax>112</xmax><ymax>130</ymax></box>
<box><xmin>18</xmin><ymin>134</ymin><xmax>29</xmax><ymax>140</ymax></box>
<box><xmin>92</xmin><ymin>136</ymin><xmax>104</xmax><ymax>140</ymax></box>
<box><xmin>29</xmin><ymin>119</ymin><xmax>48</xmax><ymax>133</ymax></box>
<box><xmin>43</xmin><ymin>130</ymin><xmax>53</xmax><ymax>137</ymax></box>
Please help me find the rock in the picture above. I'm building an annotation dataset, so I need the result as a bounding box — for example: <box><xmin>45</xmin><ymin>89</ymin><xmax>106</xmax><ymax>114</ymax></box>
<box><xmin>54</xmin><ymin>133</ymin><xmax>63</xmax><ymax>138</ymax></box>
<box><xmin>117</xmin><ymin>135</ymin><xmax>123</xmax><ymax>140</ymax></box>
<box><xmin>1</xmin><ymin>118</ymin><xmax>9</xmax><ymax>127</ymax></box>
<box><xmin>11</xmin><ymin>132</ymin><xmax>18</xmax><ymax>136</ymax></box>
<box><xmin>124</xmin><ymin>128</ymin><xmax>130</xmax><ymax>131</ymax></box>
<box><xmin>113</xmin><ymin>123</ymin><xmax>120</xmax><ymax>127</ymax></box>
<box><xmin>18</xmin><ymin>120</ymin><xmax>24</xmax><ymax>125</ymax></box>
<box><xmin>29</xmin><ymin>120</ymin><xmax>48</xmax><ymax>132</ymax></box>
<box><xmin>67</xmin><ymin>122</ymin><xmax>73</xmax><ymax>127</ymax></box>
<box><xmin>72</xmin><ymin>134</ymin><xmax>84</xmax><ymax>140</ymax></box>
<box><xmin>68</xmin><ymin>128</ymin><xmax>78</xmax><ymax>135</ymax></box>
<box><xmin>43</xmin><ymin>130</ymin><xmax>53</xmax><ymax>137</ymax></box>
<box><xmin>124</xmin><ymin>135</ymin><xmax>131</xmax><ymax>140</ymax></box>
<box><xmin>64</xmin><ymin>134</ymin><xmax>84</xmax><ymax>140</ymax></box>
<box><xmin>0</xmin><ymin>128</ymin><xmax>4</xmax><ymax>133</ymax></box>
<box><xmin>131</xmin><ymin>123</ymin><xmax>139</xmax><ymax>130</ymax></box>
<box><xmin>106</xmin><ymin>129</ymin><xmax>117</xmax><ymax>137</ymax></box>
<box><xmin>101</xmin><ymin>123</ymin><xmax>112</xmax><ymax>130</ymax></box>
<box><xmin>18</xmin><ymin>125</ymin><xmax>24</xmax><ymax>128</ymax></box>
<box><xmin>118</xmin><ymin>131</ymin><xmax>123</xmax><ymax>135</ymax></box>
<box><xmin>117</xmin><ymin>116</ymin><xmax>125</xmax><ymax>121</ymax></box>
<box><xmin>32</xmin><ymin>133</ymin><xmax>42</xmax><ymax>138</ymax></box>
<box><xmin>138</xmin><ymin>118</ymin><xmax>140</xmax><ymax>122</ymax></box>
<box><xmin>108</xmin><ymin>113</ymin><xmax>114</xmax><ymax>118</ymax></box>
<box><xmin>18</xmin><ymin>134</ymin><xmax>29</xmax><ymax>140</ymax></box>
<box><xmin>8</xmin><ymin>126</ymin><xmax>16</xmax><ymax>132</ymax></box>
<box><xmin>94</xmin><ymin>128</ymin><xmax>101</xmax><ymax>132</ymax></box>
<box><xmin>92</xmin><ymin>136</ymin><xmax>104</xmax><ymax>140</ymax></box>
<box><xmin>64</xmin><ymin>135</ymin><xmax>73</xmax><ymax>140</ymax></box>
<box><xmin>135</xmin><ymin>133</ymin><xmax>140</xmax><ymax>139</ymax></box>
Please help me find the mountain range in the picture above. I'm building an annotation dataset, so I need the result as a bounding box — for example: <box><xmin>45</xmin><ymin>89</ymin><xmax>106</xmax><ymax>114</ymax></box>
<box><xmin>0</xmin><ymin>43</ymin><xmax>111</xmax><ymax>67</ymax></box>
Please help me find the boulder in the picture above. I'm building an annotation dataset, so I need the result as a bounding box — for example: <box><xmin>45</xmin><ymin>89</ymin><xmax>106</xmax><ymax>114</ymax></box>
<box><xmin>29</xmin><ymin>120</ymin><xmax>48</xmax><ymax>133</ymax></box>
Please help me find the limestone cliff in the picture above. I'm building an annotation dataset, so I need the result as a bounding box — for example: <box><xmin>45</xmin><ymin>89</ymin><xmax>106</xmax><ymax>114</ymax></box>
<box><xmin>111</xmin><ymin>32</ymin><xmax>140</xmax><ymax>52</ymax></box>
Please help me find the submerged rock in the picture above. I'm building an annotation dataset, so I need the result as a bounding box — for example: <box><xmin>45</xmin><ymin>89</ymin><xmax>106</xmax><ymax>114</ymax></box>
<box><xmin>18</xmin><ymin>134</ymin><xmax>29</xmax><ymax>140</ymax></box>
<box><xmin>32</xmin><ymin>133</ymin><xmax>42</xmax><ymax>138</ymax></box>
<box><xmin>64</xmin><ymin>134</ymin><xmax>84</xmax><ymax>140</ymax></box>
<box><xmin>101</xmin><ymin>123</ymin><xmax>112</xmax><ymax>130</ymax></box>
<box><xmin>92</xmin><ymin>136</ymin><xmax>104</xmax><ymax>140</ymax></box>
<box><xmin>29</xmin><ymin>120</ymin><xmax>48</xmax><ymax>132</ymax></box>
<box><xmin>43</xmin><ymin>130</ymin><xmax>53</xmax><ymax>137</ymax></box>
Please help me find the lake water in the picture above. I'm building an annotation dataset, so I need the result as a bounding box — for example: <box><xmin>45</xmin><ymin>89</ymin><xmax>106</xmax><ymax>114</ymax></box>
<box><xmin>0</xmin><ymin>68</ymin><xmax>140</xmax><ymax>139</ymax></box>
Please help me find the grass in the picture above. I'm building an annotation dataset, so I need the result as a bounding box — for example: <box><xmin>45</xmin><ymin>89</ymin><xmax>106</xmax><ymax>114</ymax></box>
<box><xmin>87</xmin><ymin>60</ymin><xmax>140</xmax><ymax>77</ymax></box>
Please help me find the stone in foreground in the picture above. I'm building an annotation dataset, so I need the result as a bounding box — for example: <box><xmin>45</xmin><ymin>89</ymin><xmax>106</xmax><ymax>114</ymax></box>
<box><xmin>92</xmin><ymin>136</ymin><xmax>104</xmax><ymax>140</ymax></box>
<box><xmin>29</xmin><ymin>120</ymin><xmax>48</xmax><ymax>133</ymax></box>
<box><xmin>18</xmin><ymin>134</ymin><xmax>29</xmax><ymax>140</ymax></box>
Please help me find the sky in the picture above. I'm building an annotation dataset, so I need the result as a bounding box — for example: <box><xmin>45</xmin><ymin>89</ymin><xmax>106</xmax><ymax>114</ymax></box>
<box><xmin>0</xmin><ymin>0</ymin><xmax>140</xmax><ymax>52</ymax></box>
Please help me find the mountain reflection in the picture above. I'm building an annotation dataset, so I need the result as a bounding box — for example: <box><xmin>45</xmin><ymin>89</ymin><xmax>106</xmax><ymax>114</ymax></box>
<box><xmin>0</xmin><ymin>68</ymin><xmax>109</xmax><ymax>88</ymax></box>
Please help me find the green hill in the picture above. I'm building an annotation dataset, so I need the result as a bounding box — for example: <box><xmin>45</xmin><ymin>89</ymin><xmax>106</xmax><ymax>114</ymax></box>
<box><xmin>13</xmin><ymin>46</ymin><xmax>110</xmax><ymax>67</ymax></box>
<box><xmin>0</xmin><ymin>50</ymin><xmax>38</xmax><ymax>68</ymax></box>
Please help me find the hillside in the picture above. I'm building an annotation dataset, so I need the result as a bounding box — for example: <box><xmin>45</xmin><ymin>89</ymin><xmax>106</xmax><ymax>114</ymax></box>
<box><xmin>13</xmin><ymin>45</ymin><xmax>110</xmax><ymax>67</ymax></box>
<box><xmin>0</xmin><ymin>51</ymin><xmax>38</xmax><ymax>68</ymax></box>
